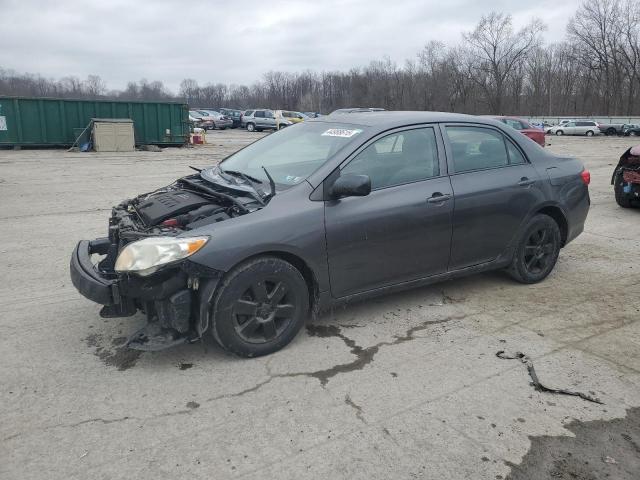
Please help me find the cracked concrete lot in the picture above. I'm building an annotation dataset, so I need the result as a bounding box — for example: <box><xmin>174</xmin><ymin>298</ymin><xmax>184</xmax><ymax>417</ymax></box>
<box><xmin>1</xmin><ymin>131</ymin><xmax>639</xmax><ymax>479</ymax></box>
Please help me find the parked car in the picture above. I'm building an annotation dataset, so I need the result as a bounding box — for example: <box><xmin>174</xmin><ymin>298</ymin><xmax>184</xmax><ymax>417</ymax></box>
<box><xmin>303</xmin><ymin>112</ymin><xmax>322</xmax><ymax>118</ymax></box>
<box><xmin>70</xmin><ymin>112</ymin><xmax>590</xmax><ymax>357</ymax></box>
<box><xmin>197</xmin><ymin>110</ymin><xmax>233</xmax><ymax>130</ymax></box>
<box><xmin>611</xmin><ymin>145</ymin><xmax>640</xmax><ymax>207</ymax></box>
<box><xmin>219</xmin><ymin>108</ymin><xmax>243</xmax><ymax>128</ymax></box>
<box><xmin>622</xmin><ymin>124</ymin><xmax>640</xmax><ymax>136</ymax></box>
<box><xmin>241</xmin><ymin>109</ymin><xmax>291</xmax><ymax>132</ymax></box>
<box><xmin>330</xmin><ymin>107</ymin><xmax>386</xmax><ymax>114</ymax></box>
<box><xmin>548</xmin><ymin>121</ymin><xmax>600</xmax><ymax>136</ymax></box>
<box><xmin>492</xmin><ymin>116</ymin><xmax>545</xmax><ymax>147</ymax></box>
<box><xmin>189</xmin><ymin>110</ymin><xmax>214</xmax><ymax>130</ymax></box>
<box><xmin>188</xmin><ymin>114</ymin><xmax>202</xmax><ymax>129</ymax></box>
<box><xmin>546</xmin><ymin>119</ymin><xmax>574</xmax><ymax>134</ymax></box>
<box><xmin>274</xmin><ymin>110</ymin><xmax>306</xmax><ymax>125</ymax></box>
<box><xmin>598</xmin><ymin>123</ymin><xmax>626</xmax><ymax>136</ymax></box>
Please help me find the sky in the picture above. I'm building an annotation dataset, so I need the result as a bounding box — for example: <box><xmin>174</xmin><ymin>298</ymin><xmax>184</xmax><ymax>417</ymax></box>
<box><xmin>0</xmin><ymin>0</ymin><xmax>583</xmax><ymax>92</ymax></box>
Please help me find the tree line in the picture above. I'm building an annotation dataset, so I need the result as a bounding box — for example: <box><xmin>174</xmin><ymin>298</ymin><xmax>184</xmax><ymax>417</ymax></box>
<box><xmin>1</xmin><ymin>0</ymin><xmax>639</xmax><ymax>116</ymax></box>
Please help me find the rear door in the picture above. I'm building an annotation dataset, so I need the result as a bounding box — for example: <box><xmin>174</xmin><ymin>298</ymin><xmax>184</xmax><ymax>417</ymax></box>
<box><xmin>253</xmin><ymin>110</ymin><xmax>266</xmax><ymax>128</ymax></box>
<box><xmin>443</xmin><ymin>124</ymin><xmax>545</xmax><ymax>270</ymax></box>
<box><xmin>324</xmin><ymin>126</ymin><xmax>453</xmax><ymax>297</ymax></box>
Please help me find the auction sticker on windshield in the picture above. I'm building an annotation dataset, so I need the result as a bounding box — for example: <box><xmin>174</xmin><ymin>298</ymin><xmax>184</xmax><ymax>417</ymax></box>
<box><xmin>321</xmin><ymin>128</ymin><xmax>362</xmax><ymax>138</ymax></box>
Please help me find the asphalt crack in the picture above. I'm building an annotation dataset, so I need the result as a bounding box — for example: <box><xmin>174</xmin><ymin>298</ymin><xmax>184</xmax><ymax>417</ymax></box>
<box><xmin>344</xmin><ymin>395</ymin><xmax>367</xmax><ymax>424</ymax></box>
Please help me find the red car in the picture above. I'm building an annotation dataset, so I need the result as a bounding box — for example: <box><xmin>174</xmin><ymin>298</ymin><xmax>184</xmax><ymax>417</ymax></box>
<box><xmin>492</xmin><ymin>116</ymin><xmax>546</xmax><ymax>147</ymax></box>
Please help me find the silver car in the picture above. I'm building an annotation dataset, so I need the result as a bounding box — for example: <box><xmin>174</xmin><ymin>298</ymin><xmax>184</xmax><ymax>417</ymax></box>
<box><xmin>241</xmin><ymin>109</ymin><xmax>291</xmax><ymax>132</ymax></box>
<box><xmin>198</xmin><ymin>110</ymin><xmax>233</xmax><ymax>130</ymax></box>
<box><xmin>549</xmin><ymin>120</ymin><xmax>600</xmax><ymax>136</ymax></box>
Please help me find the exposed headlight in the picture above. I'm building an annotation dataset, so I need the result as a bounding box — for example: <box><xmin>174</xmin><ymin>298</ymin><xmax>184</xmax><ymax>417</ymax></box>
<box><xmin>114</xmin><ymin>236</ymin><xmax>209</xmax><ymax>276</ymax></box>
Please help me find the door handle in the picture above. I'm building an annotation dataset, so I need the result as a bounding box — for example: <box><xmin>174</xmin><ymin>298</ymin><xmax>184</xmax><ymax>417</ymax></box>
<box><xmin>518</xmin><ymin>177</ymin><xmax>535</xmax><ymax>187</ymax></box>
<box><xmin>427</xmin><ymin>193</ymin><xmax>452</xmax><ymax>204</ymax></box>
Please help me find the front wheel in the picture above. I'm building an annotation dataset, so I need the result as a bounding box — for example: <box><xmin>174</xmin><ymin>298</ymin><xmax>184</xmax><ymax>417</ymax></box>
<box><xmin>555</xmin><ymin>130</ymin><xmax>564</xmax><ymax>136</ymax></box>
<box><xmin>246</xmin><ymin>123</ymin><xmax>255</xmax><ymax>132</ymax></box>
<box><xmin>209</xmin><ymin>256</ymin><xmax>310</xmax><ymax>357</ymax></box>
<box><xmin>507</xmin><ymin>214</ymin><xmax>561</xmax><ymax>284</ymax></box>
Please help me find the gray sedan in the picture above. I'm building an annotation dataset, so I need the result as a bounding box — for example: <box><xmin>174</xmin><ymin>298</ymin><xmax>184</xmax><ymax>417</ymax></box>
<box><xmin>70</xmin><ymin>112</ymin><xmax>590</xmax><ymax>357</ymax></box>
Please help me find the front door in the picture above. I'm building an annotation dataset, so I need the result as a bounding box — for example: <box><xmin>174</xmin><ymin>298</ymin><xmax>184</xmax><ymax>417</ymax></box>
<box><xmin>324</xmin><ymin>126</ymin><xmax>453</xmax><ymax>297</ymax></box>
<box><xmin>443</xmin><ymin>124</ymin><xmax>545</xmax><ymax>270</ymax></box>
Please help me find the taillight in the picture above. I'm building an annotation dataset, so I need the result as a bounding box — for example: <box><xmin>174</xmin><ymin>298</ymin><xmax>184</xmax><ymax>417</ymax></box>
<box><xmin>581</xmin><ymin>170</ymin><xmax>591</xmax><ymax>185</ymax></box>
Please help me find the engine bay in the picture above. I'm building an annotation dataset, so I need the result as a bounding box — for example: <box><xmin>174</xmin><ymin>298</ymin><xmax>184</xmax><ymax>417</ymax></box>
<box><xmin>105</xmin><ymin>173</ymin><xmax>265</xmax><ymax>256</ymax></box>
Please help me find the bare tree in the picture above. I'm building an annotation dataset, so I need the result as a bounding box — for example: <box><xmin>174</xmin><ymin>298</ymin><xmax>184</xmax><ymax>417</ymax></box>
<box><xmin>463</xmin><ymin>12</ymin><xmax>545</xmax><ymax>113</ymax></box>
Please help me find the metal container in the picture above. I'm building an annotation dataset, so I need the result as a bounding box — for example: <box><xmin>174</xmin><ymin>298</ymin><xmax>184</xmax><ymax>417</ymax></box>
<box><xmin>0</xmin><ymin>96</ymin><xmax>189</xmax><ymax>147</ymax></box>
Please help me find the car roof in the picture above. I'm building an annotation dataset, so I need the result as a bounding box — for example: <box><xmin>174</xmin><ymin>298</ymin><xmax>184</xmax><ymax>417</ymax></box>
<box><xmin>311</xmin><ymin>111</ymin><xmax>489</xmax><ymax>128</ymax></box>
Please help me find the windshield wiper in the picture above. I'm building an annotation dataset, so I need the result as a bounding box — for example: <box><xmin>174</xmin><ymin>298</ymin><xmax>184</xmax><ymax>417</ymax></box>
<box><xmin>262</xmin><ymin>166</ymin><xmax>276</xmax><ymax>200</ymax></box>
<box><xmin>217</xmin><ymin>168</ymin><xmax>268</xmax><ymax>206</ymax></box>
<box><xmin>220</xmin><ymin>168</ymin><xmax>263</xmax><ymax>184</ymax></box>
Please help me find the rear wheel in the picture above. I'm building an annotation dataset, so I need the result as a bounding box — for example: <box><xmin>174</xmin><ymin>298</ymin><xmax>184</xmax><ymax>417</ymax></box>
<box><xmin>209</xmin><ymin>256</ymin><xmax>309</xmax><ymax>357</ymax></box>
<box><xmin>614</xmin><ymin>171</ymin><xmax>633</xmax><ymax>208</ymax></box>
<box><xmin>507</xmin><ymin>214</ymin><xmax>561</xmax><ymax>284</ymax></box>
<box><xmin>586</xmin><ymin>130</ymin><xmax>595</xmax><ymax>136</ymax></box>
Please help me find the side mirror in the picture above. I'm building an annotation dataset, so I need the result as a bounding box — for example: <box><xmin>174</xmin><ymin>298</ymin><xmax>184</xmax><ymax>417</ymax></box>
<box><xmin>330</xmin><ymin>174</ymin><xmax>371</xmax><ymax>199</ymax></box>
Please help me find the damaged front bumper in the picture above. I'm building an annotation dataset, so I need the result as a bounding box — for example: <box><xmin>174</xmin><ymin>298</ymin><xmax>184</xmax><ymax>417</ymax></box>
<box><xmin>70</xmin><ymin>238</ymin><xmax>221</xmax><ymax>351</ymax></box>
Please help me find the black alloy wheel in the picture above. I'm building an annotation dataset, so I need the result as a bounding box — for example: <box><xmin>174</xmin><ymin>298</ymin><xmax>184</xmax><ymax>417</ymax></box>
<box><xmin>523</xmin><ymin>227</ymin><xmax>555</xmax><ymax>275</ymax></box>
<box><xmin>209</xmin><ymin>256</ymin><xmax>309</xmax><ymax>357</ymax></box>
<box><xmin>507</xmin><ymin>214</ymin><xmax>561</xmax><ymax>284</ymax></box>
<box><xmin>233</xmin><ymin>279</ymin><xmax>296</xmax><ymax>344</ymax></box>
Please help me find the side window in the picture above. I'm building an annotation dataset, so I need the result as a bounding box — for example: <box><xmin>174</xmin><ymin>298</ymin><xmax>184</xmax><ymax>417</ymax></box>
<box><xmin>254</xmin><ymin>110</ymin><xmax>265</xmax><ymax>118</ymax></box>
<box><xmin>506</xmin><ymin>140</ymin><xmax>526</xmax><ymax>165</ymax></box>
<box><xmin>445</xmin><ymin>126</ymin><xmax>509</xmax><ymax>173</ymax></box>
<box><xmin>244</xmin><ymin>110</ymin><xmax>254</xmax><ymax>116</ymax></box>
<box><xmin>341</xmin><ymin>128</ymin><xmax>440</xmax><ymax>190</ymax></box>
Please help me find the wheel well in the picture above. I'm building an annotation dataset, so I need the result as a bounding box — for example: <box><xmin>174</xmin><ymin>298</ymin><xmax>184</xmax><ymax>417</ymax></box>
<box><xmin>238</xmin><ymin>251</ymin><xmax>319</xmax><ymax>315</ymax></box>
<box><xmin>536</xmin><ymin>206</ymin><xmax>568</xmax><ymax>246</ymax></box>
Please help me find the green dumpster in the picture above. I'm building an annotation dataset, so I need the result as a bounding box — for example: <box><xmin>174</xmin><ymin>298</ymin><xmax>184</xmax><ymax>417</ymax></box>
<box><xmin>0</xmin><ymin>96</ymin><xmax>189</xmax><ymax>147</ymax></box>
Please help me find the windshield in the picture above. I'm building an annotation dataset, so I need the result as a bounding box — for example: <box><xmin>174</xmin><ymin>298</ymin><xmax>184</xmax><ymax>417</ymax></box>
<box><xmin>217</xmin><ymin>122</ymin><xmax>367</xmax><ymax>189</ymax></box>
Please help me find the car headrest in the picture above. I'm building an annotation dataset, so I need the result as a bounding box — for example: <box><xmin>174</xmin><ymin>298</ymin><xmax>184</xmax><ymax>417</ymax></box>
<box><xmin>479</xmin><ymin>139</ymin><xmax>504</xmax><ymax>157</ymax></box>
<box><xmin>402</xmin><ymin>133</ymin><xmax>428</xmax><ymax>156</ymax></box>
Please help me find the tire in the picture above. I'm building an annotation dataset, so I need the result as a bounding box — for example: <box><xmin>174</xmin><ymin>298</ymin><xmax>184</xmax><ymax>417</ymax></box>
<box><xmin>278</xmin><ymin>124</ymin><xmax>288</xmax><ymax>130</ymax></box>
<box><xmin>614</xmin><ymin>172</ymin><xmax>633</xmax><ymax>208</ymax></box>
<box><xmin>586</xmin><ymin>130</ymin><xmax>595</xmax><ymax>137</ymax></box>
<box><xmin>606</xmin><ymin>128</ymin><xmax>616</xmax><ymax>136</ymax></box>
<box><xmin>555</xmin><ymin>130</ymin><xmax>564</xmax><ymax>136</ymax></box>
<box><xmin>507</xmin><ymin>214</ymin><xmax>562</xmax><ymax>284</ymax></box>
<box><xmin>209</xmin><ymin>256</ymin><xmax>310</xmax><ymax>357</ymax></box>
<box><xmin>246</xmin><ymin>123</ymin><xmax>255</xmax><ymax>132</ymax></box>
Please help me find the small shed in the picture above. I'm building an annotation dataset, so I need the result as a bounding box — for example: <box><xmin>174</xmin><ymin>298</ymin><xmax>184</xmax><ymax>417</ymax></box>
<box><xmin>92</xmin><ymin>118</ymin><xmax>135</xmax><ymax>152</ymax></box>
